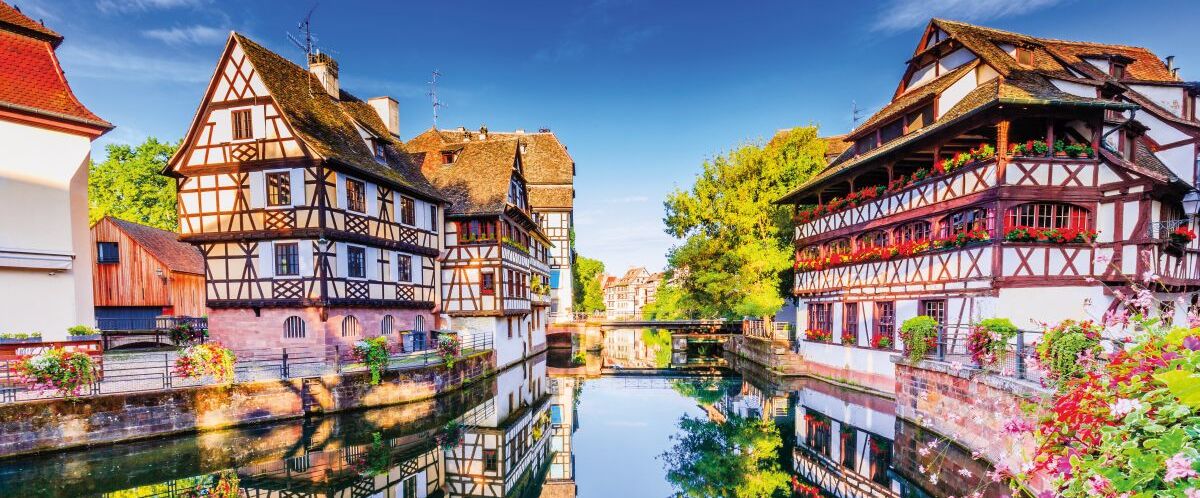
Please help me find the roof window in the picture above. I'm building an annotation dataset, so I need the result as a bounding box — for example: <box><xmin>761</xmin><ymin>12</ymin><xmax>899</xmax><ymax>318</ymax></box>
<box><xmin>1015</xmin><ymin>47</ymin><xmax>1033</xmax><ymax>67</ymax></box>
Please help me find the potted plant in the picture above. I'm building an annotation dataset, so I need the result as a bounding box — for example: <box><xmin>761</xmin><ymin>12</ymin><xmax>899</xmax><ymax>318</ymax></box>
<box><xmin>1170</xmin><ymin>225</ymin><xmax>1196</xmax><ymax>245</ymax></box>
<box><xmin>0</xmin><ymin>332</ymin><xmax>42</xmax><ymax>344</ymax></box>
<box><xmin>841</xmin><ymin>332</ymin><xmax>857</xmax><ymax>346</ymax></box>
<box><xmin>175</xmin><ymin>343</ymin><xmax>237</xmax><ymax>385</ymax></box>
<box><xmin>353</xmin><ymin>336</ymin><xmax>391</xmax><ymax>385</ymax></box>
<box><xmin>804</xmin><ymin>329</ymin><xmax>832</xmax><ymax>342</ymax></box>
<box><xmin>1034</xmin><ymin>319</ymin><xmax>1102</xmax><ymax>387</ymax></box>
<box><xmin>16</xmin><ymin>346</ymin><xmax>97</xmax><ymax>398</ymax></box>
<box><xmin>66</xmin><ymin>325</ymin><xmax>100</xmax><ymax>342</ymax></box>
<box><xmin>966</xmin><ymin>318</ymin><xmax>1019</xmax><ymax>369</ymax></box>
<box><xmin>169</xmin><ymin>322</ymin><xmax>208</xmax><ymax>345</ymax></box>
<box><xmin>870</xmin><ymin>334</ymin><xmax>893</xmax><ymax>349</ymax></box>
<box><xmin>438</xmin><ymin>334</ymin><xmax>462</xmax><ymax>368</ymax></box>
<box><xmin>898</xmin><ymin>316</ymin><xmax>939</xmax><ymax>362</ymax></box>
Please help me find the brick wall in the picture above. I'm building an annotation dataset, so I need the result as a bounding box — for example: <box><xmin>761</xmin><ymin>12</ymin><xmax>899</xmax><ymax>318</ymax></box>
<box><xmin>0</xmin><ymin>351</ymin><xmax>493</xmax><ymax>458</ymax></box>
<box><xmin>209</xmin><ymin>307</ymin><xmax>435</xmax><ymax>352</ymax></box>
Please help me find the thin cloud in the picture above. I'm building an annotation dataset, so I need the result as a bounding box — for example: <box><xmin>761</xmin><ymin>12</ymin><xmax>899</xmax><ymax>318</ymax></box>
<box><xmin>96</xmin><ymin>0</ymin><xmax>205</xmax><ymax>13</ymax></box>
<box><xmin>143</xmin><ymin>25</ymin><xmax>226</xmax><ymax>45</ymax></box>
<box><xmin>871</xmin><ymin>0</ymin><xmax>1065</xmax><ymax>33</ymax></box>
<box><xmin>58</xmin><ymin>43</ymin><xmax>210</xmax><ymax>83</ymax></box>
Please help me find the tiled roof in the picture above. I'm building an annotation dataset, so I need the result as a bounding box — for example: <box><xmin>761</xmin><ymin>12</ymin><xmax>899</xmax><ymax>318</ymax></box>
<box><xmin>408</xmin><ymin>126</ymin><xmax>575</xmax><ymax>187</ymax></box>
<box><xmin>231</xmin><ymin>34</ymin><xmax>443</xmax><ymax>202</ymax></box>
<box><xmin>107</xmin><ymin>217</ymin><xmax>205</xmax><ymax>275</ymax></box>
<box><xmin>850</xmin><ymin>63</ymin><xmax>977</xmax><ymax>138</ymax></box>
<box><xmin>0</xmin><ymin>3</ymin><xmax>110</xmax><ymax>131</ymax></box>
<box><xmin>424</xmin><ymin>138</ymin><xmax>520</xmax><ymax>216</ymax></box>
<box><xmin>529</xmin><ymin>185</ymin><xmax>573</xmax><ymax>209</ymax></box>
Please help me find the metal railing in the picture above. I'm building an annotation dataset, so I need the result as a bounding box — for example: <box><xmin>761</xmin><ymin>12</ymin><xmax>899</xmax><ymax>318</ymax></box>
<box><xmin>96</xmin><ymin>316</ymin><xmax>208</xmax><ymax>332</ymax></box>
<box><xmin>0</xmin><ymin>330</ymin><xmax>494</xmax><ymax>404</ymax></box>
<box><xmin>1149</xmin><ymin>219</ymin><xmax>1191</xmax><ymax>240</ymax></box>
<box><xmin>923</xmin><ymin>325</ymin><xmax>1128</xmax><ymax>384</ymax></box>
<box><xmin>743</xmin><ymin>319</ymin><xmax>790</xmax><ymax>342</ymax></box>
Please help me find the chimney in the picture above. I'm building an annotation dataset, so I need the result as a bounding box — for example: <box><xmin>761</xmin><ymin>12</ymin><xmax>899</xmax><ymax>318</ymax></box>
<box><xmin>307</xmin><ymin>51</ymin><xmax>339</xmax><ymax>98</ymax></box>
<box><xmin>479</xmin><ymin>125</ymin><xmax>488</xmax><ymax>140</ymax></box>
<box><xmin>367</xmin><ymin>97</ymin><xmax>400</xmax><ymax>137</ymax></box>
<box><xmin>515</xmin><ymin>128</ymin><xmax>525</xmax><ymax>134</ymax></box>
<box><xmin>1167</xmin><ymin>55</ymin><xmax>1176</xmax><ymax>71</ymax></box>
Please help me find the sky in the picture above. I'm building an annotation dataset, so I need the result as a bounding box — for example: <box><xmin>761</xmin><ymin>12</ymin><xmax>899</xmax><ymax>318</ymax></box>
<box><xmin>19</xmin><ymin>0</ymin><xmax>1200</xmax><ymax>274</ymax></box>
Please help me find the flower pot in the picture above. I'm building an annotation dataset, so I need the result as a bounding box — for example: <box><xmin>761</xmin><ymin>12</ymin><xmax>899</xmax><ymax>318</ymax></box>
<box><xmin>0</xmin><ymin>337</ymin><xmax>42</xmax><ymax>344</ymax></box>
<box><xmin>68</xmin><ymin>334</ymin><xmax>101</xmax><ymax>342</ymax></box>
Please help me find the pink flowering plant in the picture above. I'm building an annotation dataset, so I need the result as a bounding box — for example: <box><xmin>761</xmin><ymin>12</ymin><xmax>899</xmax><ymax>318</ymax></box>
<box><xmin>175</xmin><ymin>343</ymin><xmax>237</xmax><ymax>385</ymax></box>
<box><xmin>353</xmin><ymin>336</ymin><xmax>391</xmax><ymax>385</ymax></box>
<box><xmin>16</xmin><ymin>347</ymin><xmax>97</xmax><ymax>398</ymax></box>
<box><xmin>438</xmin><ymin>334</ymin><xmax>462</xmax><ymax>369</ymax></box>
<box><xmin>966</xmin><ymin>317</ymin><xmax>1018</xmax><ymax>368</ymax></box>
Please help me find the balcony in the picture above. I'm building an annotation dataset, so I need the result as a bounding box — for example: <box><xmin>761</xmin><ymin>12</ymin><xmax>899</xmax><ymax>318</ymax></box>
<box><xmin>795</xmin><ymin>243</ymin><xmax>994</xmax><ymax>295</ymax></box>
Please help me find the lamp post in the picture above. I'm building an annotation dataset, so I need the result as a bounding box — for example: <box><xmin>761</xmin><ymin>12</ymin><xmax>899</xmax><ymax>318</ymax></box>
<box><xmin>1150</xmin><ymin>190</ymin><xmax>1200</xmax><ymax>239</ymax></box>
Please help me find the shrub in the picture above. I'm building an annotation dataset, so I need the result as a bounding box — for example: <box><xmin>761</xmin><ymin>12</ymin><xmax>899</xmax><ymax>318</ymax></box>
<box><xmin>17</xmin><ymin>347</ymin><xmax>97</xmax><ymax>398</ymax></box>
<box><xmin>966</xmin><ymin>318</ymin><xmax>1019</xmax><ymax>368</ymax></box>
<box><xmin>439</xmin><ymin>335</ymin><xmax>462</xmax><ymax>369</ymax></box>
<box><xmin>870</xmin><ymin>334</ymin><xmax>893</xmax><ymax>349</ymax></box>
<box><xmin>169</xmin><ymin>322</ymin><xmax>208</xmax><ymax>345</ymax></box>
<box><xmin>353</xmin><ymin>336</ymin><xmax>391</xmax><ymax>385</ymax></box>
<box><xmin>1034</xmin><ymin>319</ymin><xmax>1103</xmax><ymax>386</ymax></box>
<box><xmin>175</xmin><ymin>343</ymin><xmax>237</xmax><ymax>385</ymax></box>
<box><xmin>67</xmin><ymin>325</ymin><xmax>96</xmax><ymax>336</ymax></box>
<box><xmin>899</xmin><ymin>316</ymin><xmax>939</xmax><ymax>362</ymax></box>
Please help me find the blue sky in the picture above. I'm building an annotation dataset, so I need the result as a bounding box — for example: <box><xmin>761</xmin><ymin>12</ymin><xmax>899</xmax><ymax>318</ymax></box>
<box><xmin>20</xmin><ymin>0</ymin><xmax>1200</xmax><ymax>274</ymax></box>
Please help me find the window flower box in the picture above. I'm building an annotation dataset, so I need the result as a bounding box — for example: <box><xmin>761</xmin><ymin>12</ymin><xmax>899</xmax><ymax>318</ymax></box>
<box><xmin>870</xmin><ymin>334</ymin><xmax>893</xmax><ymax>349</ymax></box>
<box><xmin>1003</xmin><ymin>226</ymin><xmax>1098</xmax><ymax>244</ymax></box>
<box><xmin>804</xmin><ymin>329</ymin><xmax>832</xmax><ymax>342</ymax></box>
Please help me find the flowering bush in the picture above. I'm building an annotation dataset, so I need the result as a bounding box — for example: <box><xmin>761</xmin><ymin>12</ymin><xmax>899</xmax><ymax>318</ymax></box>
<box><xmin>899</xmin><ymin>316</ymin><xmax>939</xmax><ymax>362</ymax></box>
<box><xmin>1009</xmin><ymin>139</ymin><xmax>1051</xmax><ymax>156</ymax></box>
<box><xmin>1054</xmin><ymin>139</ymin><xmax>1095</xmax><ymax>158</ymax></box>
<box><xmin>353</xmin><ymin>336</ymin><xmax>391</xmax><ymax>385</ymax></box>
<box><xmin>1171</xmin><ymin>226</ymin><xmax>1197</xmax><ymax>245</ymax></box>
<box><xmin>17</xmin><ymin>347</ymin><xmax>97</xmax><ymax>398</ymax></box>
<box><xmin>795</xmin><ymin>230</ymin><xmax>991</xmax><ymax>273</ymax></box>
<box><xmin>841</xmin><ymin>331</ymin><xmax>857</xmax><ymax>346</ymax></box>
<box><xmin>870</xmin><ymin>333</ymin><xmax>893</xmax><ymax>349</ymax></box>
<box><xmin>1033</xmin><ymin>319</ymin><xmax>1103</xmax><ymax>387</ymax></box>
<box><xmin>436</xmin><ymin>420</ymin><xmax>463</xmax><ymax>450</ymax></box>
<box><xmin>804</xmin><ymin>329</ymin><xmax>832</xmax><ymax>342</ymax></box>
<box><xmin>966</xmin><ymin>317</ymin><xmax>1019</xmax><ymax>368</ymax></box>
<box><xmin>438</xmin><ymin>334</ymin><xmax>462</xmax><ymax>368</ymax></box>
<box><xmin>184</xmin><ymin>470</ymin><xmax>240</xmax><ymax>498</ymax></box>
<box><xmin>175</xmin><ymin>343</ymin><xmax>236</xmax><ymax>385</ymax></box>
<box><xmin>934</xmin><ymin>143</ymin><xmax>995</xmax><ymax>175</ymax></box>
<box><xmin>1004</xmin><ymin>225</ymin><xmax>1098</xmax><ymax>244</ymax></box>
<box><xmin>169</xmin><ymin>322</ymin><xmax>208</xmax><ymax>345</ymax></box>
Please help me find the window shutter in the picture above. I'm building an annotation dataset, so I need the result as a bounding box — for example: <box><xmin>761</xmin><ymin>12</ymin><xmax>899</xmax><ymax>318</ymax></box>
<box><xmin>365</xmin><ymin>183</ymin><xmax>378</xmax><ymax>217</ymax></box>
<box><xmin>290</xmin><ymin>168</ymin><xmax>305</xmax><ymax>206</ymax></box>
<box><xmin>258</xmin><ymin>242</ymin><xmax>274</xmax><ymax>278</ymax></box>
<box><xmin>366</xmin><ymin>247</ymin><xmax>380</xmax><ymax>280</ymax></box>
<box><xmin>411</xmin><ymin>254</ymin><xmax>421</xmax><ymax>283</ymax></box>
<box><xmin>335</xmin><ymin>243</ymin><xmax>348</xmax><ymax>278</ymax></box>
<box><xmin>299</xmin><ymin>240</ymin><xmax>314</xmax><ymax>276</ymax></box>
<box><xmin>249</xmin><ymin>171</ymin><xmax>266</xmax><ymax>208</ymax></box>
<box><xmin>335</xmin><ymin>173</ymin><xmax>347</xmax><ymax>209</ymax></box>
<box><xmin>415</xmin><ymin>201</ymin><xmax>427</xmax><ymax>230</ymax></box>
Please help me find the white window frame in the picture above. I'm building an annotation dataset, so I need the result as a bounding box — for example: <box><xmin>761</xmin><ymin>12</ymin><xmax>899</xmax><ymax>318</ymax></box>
<box><xmin>272</xmin><ymin>241</ymin><xmax>302</xmax><ymax>279</ymax></box>
<box><xmin>345</xmin><ymin>244</ymin><xmax>368</xmax><ymax>280</ymax></box>
<box><xmin>262</xmin><ymin>168</ymin><xmax>293</xmax><ymax>210</ymax></box>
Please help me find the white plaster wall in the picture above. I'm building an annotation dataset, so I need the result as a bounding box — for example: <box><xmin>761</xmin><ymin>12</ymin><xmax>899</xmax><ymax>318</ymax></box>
<box><xmin>996</xmin><ymin>286</ymin><xmax>1110</xmax><ymax>329</ymax></box>
<box><xmin>1130</xmin><ymin>84</ymin><xmax>1186</xmax><ymax>117</ymax></box>
<box><xmin>0</xmin><ymin>120</ymin><xmax>95</xmax><ymax>338</ymax></box>
<box><xmin>938</xmin><ymin>70</ymin><xmax>978</xmax><ymax>119</ymax></box>
<box><xmin>799</xmin><ymin>341</ymin><xmax>896</xmax><ymax>380</ymax></box>
<box><xmin>1050</xmin><ymin>79</ymin><xmax>1096</xmax><ymax>98</ymax></box>
<box><xmin>797</xmin><ymin>387</ymin><xmax>895</xmax><ymax>438</ymax></box>
<box><xmin>907</xmin><ymin>64</ymin><xmax>935</xmax><ymax>90</ymax></box>
<box><xmin>938</xmin><ymin>47</ymin><xmax>976</xmax><ymax>73</ymax></box>
<box><xmin>1157</xmin><ymin>144</ymin><xmax>1196</xmax><ymax>184</ymax></box>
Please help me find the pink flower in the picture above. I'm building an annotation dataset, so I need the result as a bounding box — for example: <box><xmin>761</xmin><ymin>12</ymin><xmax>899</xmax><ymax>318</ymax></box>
<box><xmin>951</xmin><ymin>361</ymin><xmax>963</xmax><ymax>371</ymax></box>
<box><xmin>1103</xmin><ymin>308</ymin><xmax>1130</xmax><ymax>329</ymax></box>
<box><xmin>1094</xmin><ymin>253</ymin><xmax>1112</xmax><ymax>265</ymax></box>
<box><xmin>1166</xmin><ymin>452</ymin><xmax>1198</xmax><ymax>482</ymax></box>
<box><xmin>1142</xmin><ymin>270</ymin><xmax>1161</xmax><ymax>283</ymax></box>
<box><xmin>1087</xmin><ymin>474</ymin><xmax>1111</xmax><ymax>494</ymax></box>
<box><xmin>1108</xmin><ymin>398</ymin><xmax>1143</xmax><ymax>418</ymax></box>
<box><xmin>1003</xmin><ymin>416</ymin><xmax>1033</xmax><ymax>435</ymax></box>
<box><xmin>957</xmin><ymin>468</ymin><xmax>972</xmax><ymax>477</ymax></box>
<box><xmin>1185</xmin><ymin>489</ymin><xmax>1200</xmax><ymax>498</ymax></box>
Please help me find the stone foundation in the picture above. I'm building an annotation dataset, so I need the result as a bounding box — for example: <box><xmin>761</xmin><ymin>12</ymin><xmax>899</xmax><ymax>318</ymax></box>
<box><xmin>725</xmin><ymin>336</ymin><xmax>894</xmax><ymax>396</ymax></box>
<box><xmin>0</xmin><ymin>351</ymin><xmax>492</xmax><ymax>458</ymax></box>
<box><xmin>208</xmin><ymin>307</ymin><xmax>436</xmax><ymax>353</ymax></box>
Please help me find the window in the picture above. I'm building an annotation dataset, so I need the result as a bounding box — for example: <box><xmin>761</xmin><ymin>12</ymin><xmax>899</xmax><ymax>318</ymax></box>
<box><xmin>858</xmin><ymin>230</ymin><xmax>888</xmax><ymax>248</ymax></box>
<box><xmin>232</xmin><ymin>109</ymin><xmax>253</xmax><ymax>140</ymax></box>
<box><xmin>895</xmin><ymin>221</ymin><xmax>931</xmax><ymax>243</ymax></box>
<box><xmin>441</xmin><ymin>151</ymin><xmax>457</xmax><ymax>164</ymax></box>
<box><xmin>284</xmin><ymin>316</ymin><xmax>306</xmax><ymax>339</ymax></box>
<box><xmin>808</xmin><ymin>302</ymin><xmax>832</xmax><ymax>333</ymax></box>
<box><xmin>1015</xmin><ymin>47</ymin><xmax>1033</xmax><ymax>66</ymax></box>
<box><xmin>402</xmin><ymin>476</ymin><xmax>417</xmax><ymax>498</ymax></box>
<box><xmin>266</xmin><ymin>172</ymin><xmax>291</xmax><ymax>206</ymax></box>
<box><xmin>840</xmin><ymin>425</ymin><xmax>857</xmax><ymax>469</ymax></box>
<box><xmin>943</xmin><ymin>207</ymin><xmax>989</xmax><ymax>235</ymax></box>
<box><xmin>483</xmin><ymin>449</ymin><xmax>498</xmax><ymax>472</ymax></box>
<box><xmin>429</xmin><ymin>204</ymin><xmax>438</xmax><ymax>232</ymax></box>
<box><xmin>879</xmin><ymin>118</ymin><xmax>904</xmax><ymax>144</ymax></box>
<box><xmin>399</xmin><ymin>196</ymin><xmax>415</xmax><ymax>225</ymax></box>
<box><xmin>96</xmin><ymin>242</ymin><xmax>119</xmax><ymax>263</ymax></box>
<box><xmin>1111</xmin><ymin>62</ymin><xmax>1126</xmax><ymax>79</ymax></box>
<box><xmin>906</xmin><ymin>105</ymin><xmax>933</xmax><ymax>131</ymax></box>
<box><xmin>347</xmin><ymin>246</ymin><xmax>366</xmax><ymax>278</ymax></box>
<box><xmin>854</xmin><ymin>135</ymin><xmax>877</xmax><ymax>156</ymax></box>
<box><xmin>341</xmin><ymin>315</ymin><xmax>360</xmax><ymax>337</ymax></box>
<box><xmin>415</xmin><ymin>315</ymin><xmax>425</xmax><ymax>332</ymax></box>
<box><xmin>274</xmin><ymin>242</ymin><xmax>299</xmax><ymax>276</ymax></box>
<box><xmin>843</xmin><ymin>302</ymin><xmax>858</xmax><ymax>345</ymax></box>
<box><xmin>372</xmin><ymin>140</ymin><xmax>386</xmax><ymax>162</ymax></box>
<box><xmin>481</xmin><ymin>272</ymin><xmax>495</xmax><ymax>295</ymax></box>
<box><xmin>798</xmin><ymin>246</ymin><xmax>820</xmax><ymax>260</ymax></box>
<box><xmin>1005</xmin><ymin>203</ymin><xmax>1089</xmax><ymax>230</ymax></box>
<box><xmin>345</xmin><ymin>179</ymin><xmax>366</xmax><ymax>213</ymax></box>
<box><xmin>397</xmin><ymin>254</ymin><xmax>412</xmax><ymax>282</ymax></box>
<box><xmin>550</xmin><ymin>269</ymin><xmax>561</xmax><ymax>289</ymax></box>
<box><xmin>826</xmin><ymin>238</ymin><xmax>852</xmax><ymax>255</ymax></box>
<box><xmin>921</xmin><ymin>299</ymin><xmax>946</xmax><ymax>326</ymax></box>
<box><xmin>381</xmin><ymin>315</ymin><xmax>394</xmax><ymax>335</ymax></box>
<box><xmin>875</xmin><ymin>301</ymin><xmax>895</xmax><ymax>340</ymax></box>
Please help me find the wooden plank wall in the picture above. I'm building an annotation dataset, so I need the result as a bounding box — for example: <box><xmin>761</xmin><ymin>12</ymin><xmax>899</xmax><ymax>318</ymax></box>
<box><xmin>91</xmin><ymin>218</ymin><xmax>207</xmax><ymax>315</ymax></box>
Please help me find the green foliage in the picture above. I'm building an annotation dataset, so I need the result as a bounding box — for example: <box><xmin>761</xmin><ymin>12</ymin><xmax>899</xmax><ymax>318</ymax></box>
<box><xmin>670</xmin><ymin>378</ymin><xmax>730</xmax><ymax>405</ymax></box>
<box><xmin>17</xmin><ymin>347</ymin><xmax>98</xmax><ymax>398</ymax></box>
<box><xmin>967</xmin><ymin>317</ymin><xmax>1018</xmax><ymax>367</ymax></box>
<box><xmin>67</xmin><ymin>325</ymin><xmax>97</xmax><ymax>336</ymax></box>
<box><xmin>573</xmin><ymin>255</ymin><xmax>606</xmax><ymax>312</ymax></box>
<box><xmin>1034</xmin><ymin>319</ymin><xmax>1102</xmax><ymax>386</ymax></box>
<box><xmin>661</xmin><ymin>414</ymin><xmax>791</xmax><ymax>498</ymax></box>
<box><xmin>899</xmin><ymin>316</ymin><xmax>939</xmax><ymax>362</ymax></box>
<box><xmin>641</xmin><ymin>279</ymin><xmax>695</xmax><ymax>320</ymax></box>
<box><xmin>354</xmin><ymin>336</ymin><xmax>391</xmax><ymax>384</ymax></box>
<box><xmin>88</xmin><ymin>137</ymin><xmax>180</xmax><ymax>230</ymax></box>
<box><xmin>663</xmin><ymin>127</ymin><xmax>826</xmax><ymax>319</ymax></box>
<box><xmin>641</xmin><ymin>328</ymin><xmax>673</xmax><ymax>368</ymax></box>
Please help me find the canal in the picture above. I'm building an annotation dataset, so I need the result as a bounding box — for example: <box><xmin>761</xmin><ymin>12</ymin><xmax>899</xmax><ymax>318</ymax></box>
<box><xmin>0</xmin><ymin>328</ymin><xmax>1006</xmax><ymax>497</ymax></box>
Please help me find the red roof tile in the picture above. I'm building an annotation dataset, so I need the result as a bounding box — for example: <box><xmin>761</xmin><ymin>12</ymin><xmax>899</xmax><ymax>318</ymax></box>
<box><xmin>0</xmin><ymin>2</ymin><xmax>59</xmax><ymax>42</ymax></box>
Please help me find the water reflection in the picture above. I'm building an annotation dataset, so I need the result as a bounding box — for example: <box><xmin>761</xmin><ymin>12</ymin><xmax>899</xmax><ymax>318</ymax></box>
<box><xmin>0</xmin><ymin>329</ymin><xmax>1004</xmax><ymax>498</ymax></box>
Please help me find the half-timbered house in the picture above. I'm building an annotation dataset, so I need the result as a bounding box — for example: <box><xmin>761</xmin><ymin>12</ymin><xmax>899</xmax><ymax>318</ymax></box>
<box><xmin>0</xmin><ymin>2</ymin><xmax>112</xmax><ymax>340</ymax></box>
<box><xmin>408</xmin><ymin>127</ymin><xmax>577</xmax><ymax>321</ymax></box>
<box><xmin>165</xmin><ymin>34</ymin><xmax>446</xmax><ymax>352</ymax></box>
<box><xmin>91</xmin><ymin>217</ymin><xmax>207</xmax><ymax>322</ymax></box>
<box><xmin>779</xmin><ymin>19</ymin><xmax>1200</xmax><ymax>385</ymax></box>
<box><xmin>417</xmin><ymin>137</ymin><xmax>553</xmax><ymax>368</ymax></box>
<box><xmin>443</xmin><ymin>355</ymin><xmax>551</xmax><ymax>497</ymax></box>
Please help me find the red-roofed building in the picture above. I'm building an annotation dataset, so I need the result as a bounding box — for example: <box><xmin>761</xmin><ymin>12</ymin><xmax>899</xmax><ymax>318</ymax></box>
<box><xmin>91</xmin><ymin>217</ymin><xmax>207</xmax><ymax>324</ymax></box>
<box><xmin>0</xmin><ymin>1</ymin><xmax>112</xmax><ymax>340</ymax></box>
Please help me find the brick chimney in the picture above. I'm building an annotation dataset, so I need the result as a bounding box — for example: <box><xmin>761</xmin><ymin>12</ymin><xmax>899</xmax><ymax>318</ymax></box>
<box><xmin>368</xmin><ymin>96</ymin><xmax>400</xmax><ymax>136</ymax></box>
<box><xmin>307</xmin><ymin>51</ymin><xmax>339</xmax><ymax>98</ymax></box>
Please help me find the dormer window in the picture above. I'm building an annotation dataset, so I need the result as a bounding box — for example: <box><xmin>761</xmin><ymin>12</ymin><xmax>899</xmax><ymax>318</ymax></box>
<box><xmin>372</xmin><ymin>139</ymin><xmax>386</xmax><ymax>162</ymax></box>
<box><xmin>1110</xmin><ymin>62</ymin><xmax>1126</xmax><ymax>79</ymax></box>
<box><xmin>441</xmin><ymin>151</ymin><xmax>458</xmax><ymax>164</ymax></box>
<box><xmin>1015</xmin><ymin>47</ymin><xmax>1033</xmax><ymax>67</ymax></box>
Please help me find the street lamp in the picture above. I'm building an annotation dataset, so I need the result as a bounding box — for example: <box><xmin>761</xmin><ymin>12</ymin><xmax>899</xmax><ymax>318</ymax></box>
<box><xmin>1183</xmin><ymin>190</ymin><xmax>1200</xmax><ymax>218</ymax></box>
<box><xmin>1152</xmin><ymin>190</ymin><xmax>1200</xmax><ymax>239</ymax></box>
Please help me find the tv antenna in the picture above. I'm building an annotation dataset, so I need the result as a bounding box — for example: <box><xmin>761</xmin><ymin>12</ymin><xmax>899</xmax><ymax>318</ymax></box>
<box><xmin>851</xmin><ymin>100</ymin><xmax>864</xmax><ymax>127</ymax></box>
<box><xmin>286</xmin><ymin>4</ymin><xmax>319</xmax><ymax>57</ymax></box>
<box><xmin>428</xmin><ymin>70</ymin><xmax>446</xmax><ymax>127</ymax></box>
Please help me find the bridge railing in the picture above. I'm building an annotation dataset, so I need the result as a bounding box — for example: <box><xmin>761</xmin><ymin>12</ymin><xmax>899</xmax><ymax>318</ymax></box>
<box><xmin>743</xmin><ymin>319</ymin><xmax>790</xmax><ymax>342</ymax></box>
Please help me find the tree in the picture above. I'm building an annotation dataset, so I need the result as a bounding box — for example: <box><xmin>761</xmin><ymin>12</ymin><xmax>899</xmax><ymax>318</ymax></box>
<box><xmin>641</xmin><ymin>277</ymin><xmax>695</xmax><ymax>320</ymax></box>
<box><xmin>89</xmin><ymin>137</ymin><xmax>179</xmax><ymax>230</ymax></box>
<box><xmin>663</xmin><ymin>127</ymin><xmax>826</xmax><ymax>318</ymax></box>
<box><xmin>572</xmin><ymin>255</ymin><xmax>606</xmax><ymax>312</ymax></box>
<box><xmin>661</xmin><ymin>414</ymin><xmax>790</xmax><ymax>498</ymax></box>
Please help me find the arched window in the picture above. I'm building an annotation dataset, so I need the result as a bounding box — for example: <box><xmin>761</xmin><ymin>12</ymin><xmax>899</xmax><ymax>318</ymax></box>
<box><xmin>284</xmin><ymin>316</ymin><xmax>306</xmax><ymax>339</ymax></box>
<box><xmin>826</xmin><ymin>238</ymin><xmax>852</xmax><ymax>255</ymax></box>
<box><xmin>1006</xmin><ymin>203</ymin><xmax>1089</xmax><ymax>230</ymax></box>
<box><xmin>799</xmin><ymin>246</ymin><xmax>820</xmax><ymax>260</ymax></box>
<box><xmin>894</xmin><ymin>221</ymin><xmax>931</xmax><ymax>243</ymax></box>
<box><xmin>858</xmin><ymin>230</ymin><xmax>888</xmax><ymax>248</ymax></box>
<box><xmin>381</xmin><ymin>315</ymin><xmax>394</xmax><ymax>335</ymax></box>
<box><xmin>415</xmin><ymin>315</ymin><xmax>426</xmax><ymax>332</ymax></box>
<box><xmin>341</xmin><ymin>315</ymin><xmax>361</xmax><ymax>337</ymax></box>
<box><xmin>943</xmin><ymin>207</ymin><xmax>990</xmax><ymax>235</ymax></box>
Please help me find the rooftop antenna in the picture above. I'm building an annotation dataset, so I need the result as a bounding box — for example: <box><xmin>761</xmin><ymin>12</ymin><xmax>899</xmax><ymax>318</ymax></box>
<box><xmin>428</xmin><ymin>69</ymin><xmax>446</xmax><ymax>128</ymax></box>
<box><xmin>851</xmin><ymin>100</ymin><xmax>864</xmax><ymax>127</ymax></box>
<box><xmin>286</xmin><ymin>4</ymin><xmax>319</xmax><ymax>57</ymax></box>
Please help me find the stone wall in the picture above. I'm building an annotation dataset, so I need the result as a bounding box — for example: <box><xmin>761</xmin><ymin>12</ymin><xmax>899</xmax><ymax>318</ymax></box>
<box><xmin>726</xmin><ymin>336</ymin><xmax>894</xmax><ymax>395</ymax></box>
<box><xmin>0</xmin><ymin>351</ymin><xmax>493</xmax><ymax>458</ymax></box>
<box><xmin>208</xmin><ymin>306</ymin><xmax>435</xmax><ymax>352</ymax></box>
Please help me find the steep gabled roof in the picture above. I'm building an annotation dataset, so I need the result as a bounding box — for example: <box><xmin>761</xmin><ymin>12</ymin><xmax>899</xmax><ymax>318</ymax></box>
<box><xmin>529</xmin><ymin>185</ymin><xmax>573</xmax><ymax>209</ymax></box>
<box><xmin>424</xmin><ymin>138</ymin><xmax>522</xmax><ymax>216</ymax></box>
<box><xmin>105</xmin><ymin>217</ymin><xmax>205</xmax><ymax>275</ymax></box>
<box><xmin>0</xmin><ymin>2</ymin><xmax>110</xmax><ymax>134</ymax></box>
<box><xmin>408</xmin><ymin>126</ymin><xmax>575</xmax><ymax>186</ymax></box>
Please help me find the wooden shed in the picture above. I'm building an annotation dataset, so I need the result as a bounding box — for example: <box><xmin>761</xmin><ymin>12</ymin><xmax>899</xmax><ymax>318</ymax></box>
<box><xmin>90</xmin><ymin>217</ymin><xmax>206</xmax><ymax>323</ymax></box>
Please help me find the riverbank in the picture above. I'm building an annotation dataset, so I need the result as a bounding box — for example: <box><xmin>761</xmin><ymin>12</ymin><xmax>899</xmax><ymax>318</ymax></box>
<box><xmin>0</xmin><ymin>350</ymin><xmax>498</xmax><ymax>459</ymax></box>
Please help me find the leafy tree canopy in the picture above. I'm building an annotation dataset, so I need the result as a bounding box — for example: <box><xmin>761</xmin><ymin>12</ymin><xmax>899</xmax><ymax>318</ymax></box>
<box><xmin>573</xmin><ymin>254</ymin><xmax>606</xmax><ymax>312</ymax></box>
<box><xmin>88</xmin><ymin>137</ymin><xmax>180</xmax><ymax>230</ymax></box>
<box><xmin>661</xmin><ymin>414</ymin><xmax>791</xmax><ymax>498</ymax></box>
<box><xmin>662</xmin><ymin>127</ymin><xmax>826</xmax><ymax>318</ymax></box>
